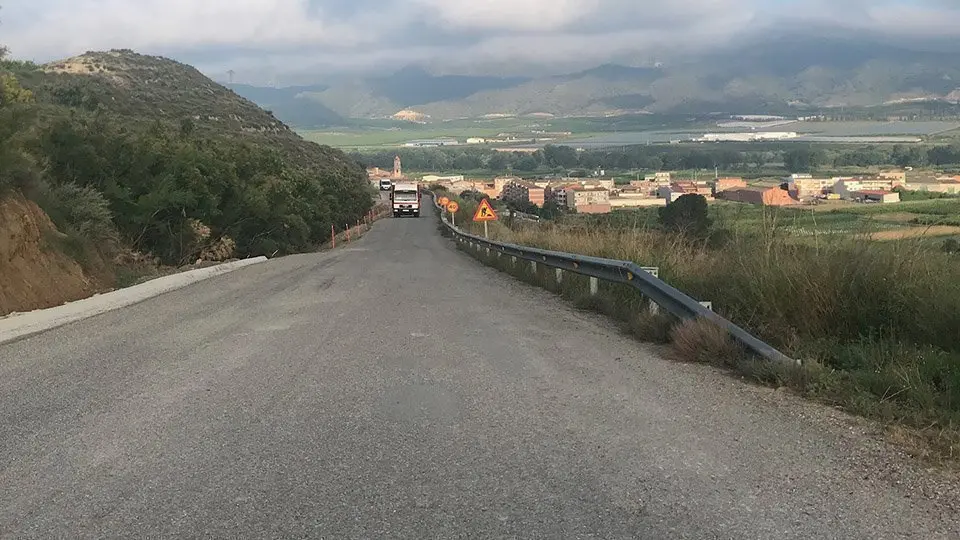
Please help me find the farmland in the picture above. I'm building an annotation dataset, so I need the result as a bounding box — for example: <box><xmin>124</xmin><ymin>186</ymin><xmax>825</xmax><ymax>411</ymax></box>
<box><xmin>298</xmin><ymin>116</ymin><xmax>625</xmax><ymax>149</ymax></box>
<box><xmin>300</xmin><ymin>116</ymin><xmax>960</xmax><ymax>150</ymax></box>
<box><xmin>556</xmin><ymin>198</ymin><xmax>960</xmax><ymax>245</ymax></box>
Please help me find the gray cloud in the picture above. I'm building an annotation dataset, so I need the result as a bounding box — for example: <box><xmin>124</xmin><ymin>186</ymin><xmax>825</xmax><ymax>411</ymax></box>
<box><xmin>2</xmin><ymin>0</ymin><xmax>959</xmax><ymax>83</ymax></box>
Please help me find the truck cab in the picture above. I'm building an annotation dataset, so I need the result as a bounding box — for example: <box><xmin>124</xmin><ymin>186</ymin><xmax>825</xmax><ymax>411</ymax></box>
<box><xmin>391</xmin><ymin>183</ymin><xmax>421</xmax><ymax>217</ymax></box>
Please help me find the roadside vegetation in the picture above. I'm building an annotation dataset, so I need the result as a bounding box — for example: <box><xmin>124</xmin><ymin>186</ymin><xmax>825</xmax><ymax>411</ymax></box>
<box><xmin>436</xmin><ymin>190</ymin><xmax>960</xmax><ymax>463</ymax></box>
<box><xmin>1</xmin><ymin>45</ymin><xmax>372</xmax><ymax>277</ymax></box>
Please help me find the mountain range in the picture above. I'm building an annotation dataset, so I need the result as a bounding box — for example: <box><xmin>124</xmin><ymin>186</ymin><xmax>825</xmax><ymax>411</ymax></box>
<box><xmin>227</xmin><ymin>34</ymin><xmax>960</xmax><ymax>128</ymax></box>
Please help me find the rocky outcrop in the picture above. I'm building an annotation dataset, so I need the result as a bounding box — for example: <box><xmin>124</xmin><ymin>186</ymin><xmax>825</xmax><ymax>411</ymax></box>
<box><xmin>0</xmin><ymin>194</ymin><xmax>103</xmax><ymax>316</ymax></box>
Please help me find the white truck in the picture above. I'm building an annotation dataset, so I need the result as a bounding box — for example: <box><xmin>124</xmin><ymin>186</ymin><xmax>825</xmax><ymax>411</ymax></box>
<box><xmin>390</xmin><ymin>182</ymin><xmax>421</xmax><ymax>217</ymax></box>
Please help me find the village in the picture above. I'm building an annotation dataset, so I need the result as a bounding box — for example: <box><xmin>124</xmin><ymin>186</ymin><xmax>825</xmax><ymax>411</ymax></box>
<box><xmin>368</xmin><ymin>156</ymin><xmax>960</xmax><ymax>214</ymax></box>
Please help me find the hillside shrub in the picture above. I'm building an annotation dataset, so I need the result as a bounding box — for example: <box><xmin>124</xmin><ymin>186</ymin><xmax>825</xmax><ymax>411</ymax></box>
<box><xmin>2</xmin><ymin>49</ymin><xmax>373</xmax><ymax>266</ymax></box>
<box><xmin>34</xmin><ymin>181</ymin><xmax>116</xmax><ymax>242</ymax></box>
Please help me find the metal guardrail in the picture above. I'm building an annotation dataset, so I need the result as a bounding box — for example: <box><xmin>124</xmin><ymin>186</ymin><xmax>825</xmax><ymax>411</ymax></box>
<box><xmin>427</xmin><ymin>192</ymin><xmax>795</xmax><ymax>365</ymax></box>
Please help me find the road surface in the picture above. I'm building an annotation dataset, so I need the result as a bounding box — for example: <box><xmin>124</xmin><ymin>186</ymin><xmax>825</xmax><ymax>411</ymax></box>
<box><xmin>1</xmin><ymin>214</ymin><xmax>958</xmax><ymax>538</ymax></box>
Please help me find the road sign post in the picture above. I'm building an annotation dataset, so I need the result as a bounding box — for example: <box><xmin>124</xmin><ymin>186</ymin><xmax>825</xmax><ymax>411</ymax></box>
<box><xmin>446</xmin><ymin>201</ymin><xmax>459</xmax><ymax>228</ymax></box>
<box><xmin>472</xmin><ymin>199</ymin><xmax>498</xmax><ymax>238</ymax></box>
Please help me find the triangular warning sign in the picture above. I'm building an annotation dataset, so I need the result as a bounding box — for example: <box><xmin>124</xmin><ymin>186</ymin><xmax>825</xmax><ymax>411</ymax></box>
<box><xmin>473</xmin><ymin>199</ymin><xmax>498</xmax><ymax>222</ymax></box>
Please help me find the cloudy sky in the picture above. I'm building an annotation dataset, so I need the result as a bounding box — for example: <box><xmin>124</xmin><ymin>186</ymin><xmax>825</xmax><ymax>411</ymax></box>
<box><xmin>3</xmin><ymin>0</ymin><xmax>960</xmax><ymax>83</ymax></box>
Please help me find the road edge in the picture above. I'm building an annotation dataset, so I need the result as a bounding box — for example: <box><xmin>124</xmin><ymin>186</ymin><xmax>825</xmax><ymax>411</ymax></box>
<box><xmin>0</xmin><ymin>256</ymin><xmax>268</xmax><ymax>345</ymax></box>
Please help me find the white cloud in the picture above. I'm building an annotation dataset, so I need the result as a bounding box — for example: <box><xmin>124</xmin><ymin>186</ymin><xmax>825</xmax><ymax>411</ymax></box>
<box><xmin>3</xmin><ymin>0</ymin><xmax>368</xmax><ymax>60</ymax></box>
<box><xmin>411</xmin><ymin>0</ymin><xmax>600</xmax><ymax>31</ymax></box>
<box><xmin>865</xmin><ymin>4</ymin><xmax>960</xmax><ymax>36</ymax></box>
<box><xmin>2</xmin><ymin>0</ymin><xmax>960</xmax><ymax>77</ymax></box>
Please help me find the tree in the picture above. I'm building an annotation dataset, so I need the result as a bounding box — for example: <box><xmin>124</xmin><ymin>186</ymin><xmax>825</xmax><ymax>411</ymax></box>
<box><xmin>459</xmin><ymin>189</ymin><xmax>485</xmax><ymax>202</ymax></box>
<box><xmin>784</xmin><ymin>148</ymin><xmax>824</xmax><ymax>173</ymax></box>
<box><xmin>891</xmin><ymin>145</ymin><xmax>926</xmax><ymax>168</ymax></box>
<box><xmin>543</xmin><ymin>145</ymin><xmax>579</xmax><ymax>168</ymax></box>
<box><xmin>486</xmin><ymin>151</ymin><xmax>508</xmax><ymax>171</ymax></box>
<box><xmin>539</xmin><ymin>199</ymin><xmax>563</xmax><ymax>220</ymax></box>
<box><xmin>658</xmin><ymin>194</ymin><xmax>712</xmax><ymax>236</ymax></box>
<box><xmin>452</xmin><ymin>152</ymin><xmax>482</xmax><ymax>170</ymax></box>
<box><xmin>514</xmin><ymin>154</ymin><xmax>538</xmax><ymax>171</ymax></box>
<box><xmin>0</xmin><ymin>42</ymin><xmax>33</xmax><ymax>107</ymax></box>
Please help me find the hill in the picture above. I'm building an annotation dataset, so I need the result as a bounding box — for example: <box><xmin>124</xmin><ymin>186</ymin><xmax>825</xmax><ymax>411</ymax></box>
<box><xmin>288</xmin><ymin>67</ymin><xmax>530</xmax><ymax>120</ymax></box>
<box><xmin>244</xmin><ymin>35</ymin><xmax>960</xmax><ymax>124</ymax></box>
<box><xmin>227</xmin><ymin>82</ymin><xmax>344</xmax><ymax>128</ymax></box>
<box><xmin>1</xmin><ymin>49</ymin><xmax>372</xmax><ymax>314</ymax></box>
<box><xmin>22</xmin><ymin>51</ymin><xmax>368</xmax><ymax>169</ymax></box>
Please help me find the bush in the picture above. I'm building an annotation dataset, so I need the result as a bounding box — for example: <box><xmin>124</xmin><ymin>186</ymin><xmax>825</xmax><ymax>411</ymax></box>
<box><xmin>943</xmin><ymin>238</ymin><xmax>960</xmax><ymax>254</ymax></box>
<box><xmin>0</xmin><ymin>106</ymin><xmax>42</xmax><ymax>192</ymax></box>
<box><xmin>658</xmin><ymin>194</ymin><xmax>711</xmax><ymax>236</ymax></box>
<box><xmin>34</xmin><ymin>181</ymin><xmax>116</xmax><ymax>242</ymax></box>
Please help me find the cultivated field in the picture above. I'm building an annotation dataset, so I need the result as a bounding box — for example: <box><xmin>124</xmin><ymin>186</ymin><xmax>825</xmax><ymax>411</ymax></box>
<box><xmin>298</xmin><ymin>116</ymin><xmax>614</xmax><ymax>149</ymax></box>
<box><xmin>558</xmin><ymin>198</ymin><xmax>960</xmax><ymax>243</ymax></box>
<box><xmin>302</xmin><ymin>117</ymin><xmax>960</xmax><ymax>149</ymax></box>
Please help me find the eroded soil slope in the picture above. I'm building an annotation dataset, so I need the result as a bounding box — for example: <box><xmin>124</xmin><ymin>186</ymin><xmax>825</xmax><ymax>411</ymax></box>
<box><xmin>0</xmin><ymin>194</ymin><xmax>103</xmax><ymax>316</ymax></box>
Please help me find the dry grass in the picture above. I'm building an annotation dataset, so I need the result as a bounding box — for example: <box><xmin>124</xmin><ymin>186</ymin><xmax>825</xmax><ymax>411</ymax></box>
<box><xmin>870</xmin><ymin>225</ymin><xmax>960</xmax><ymax>240</ymax></box>
<box><xmin>869</xmin><ymin>212</ymin><xmax>922</xmax><ymax>223</ymax></box>
<box><xmin>442</xmin><ymin>201</ymin><xmax>960</xmax><ymax>463</ymax></box>
<box><xmin>668</xmin><ymin>317</ymin><xmax>745</xmax><ymax>368</ymax></box>
<box><xmin>627</xmin><ymin>310</ymin><xmax>676</xmax><ymax>344</ymax></box>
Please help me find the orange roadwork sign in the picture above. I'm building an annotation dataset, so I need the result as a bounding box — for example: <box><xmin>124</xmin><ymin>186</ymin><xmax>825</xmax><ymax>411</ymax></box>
<box><xmin>446</xmin><ymin>201</ymin><xmax>459</xmax><ymax>213</ymax></box>
<box><xmin>438</xmin><ymin>196</ymin><xmax>450</xmax><ymax>207</ymax></box>
<box><xmin>473</xmin><ymin>199</ymin><xmax>498</xmax><ymax>222</ymax></box>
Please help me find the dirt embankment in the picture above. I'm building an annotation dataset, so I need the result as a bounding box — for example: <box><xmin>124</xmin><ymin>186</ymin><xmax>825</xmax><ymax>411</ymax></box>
<box><xmin>0</xmin><ymin>194</ymin><xmax>108</xmax><ymax>317</ymax></box>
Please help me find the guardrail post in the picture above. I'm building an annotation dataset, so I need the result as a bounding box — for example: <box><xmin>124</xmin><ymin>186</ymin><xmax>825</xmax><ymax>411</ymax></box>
<box><xmin>642</xmin><ymin>267</ymin><xmax>660</xmax><ymax>314</ymax></box>
<box><xmin>589</xmin><ymin>276</ymin><xmax>598</xmax><ymax>296</ymax></box>
<box><xmin>555</xmin><ymin>268</ymin><xmax>563</xmax><ymax>285</ymax></box>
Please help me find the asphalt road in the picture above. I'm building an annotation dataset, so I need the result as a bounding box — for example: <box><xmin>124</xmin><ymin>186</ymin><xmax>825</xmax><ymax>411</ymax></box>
<box><xmin>1</xmin><ymin>212</ymin><xmax>958</xmax><ymax>538</ymax></box>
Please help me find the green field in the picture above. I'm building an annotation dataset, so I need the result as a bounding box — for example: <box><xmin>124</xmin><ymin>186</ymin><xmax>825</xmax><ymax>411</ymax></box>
<box><xmin>297</xmin><ymin>115</ymin><xmax>698</xmax><ymax>149</ymax></box>
<box><xmin>300</xmin><ymin>115</ymin><xmax>960</xmax><ymax>150</ymax></box>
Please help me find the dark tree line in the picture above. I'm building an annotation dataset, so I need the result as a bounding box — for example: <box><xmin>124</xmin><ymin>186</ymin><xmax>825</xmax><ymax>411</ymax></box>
<box><xmin>355</xmin><ymin>141</ymin><xmax>960</xmax><ymax>175</ymax></box>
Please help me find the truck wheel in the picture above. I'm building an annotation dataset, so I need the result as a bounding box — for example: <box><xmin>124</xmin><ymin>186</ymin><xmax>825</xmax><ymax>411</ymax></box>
<box><xmin>414</xmin><ymin>211</ymin><xmax>420</xmax><ymax>218</ymax></box>
<box><xmin>393</xmin><ymin>211</ymin><xmax>399</xmax><ymax>218</ymax></box>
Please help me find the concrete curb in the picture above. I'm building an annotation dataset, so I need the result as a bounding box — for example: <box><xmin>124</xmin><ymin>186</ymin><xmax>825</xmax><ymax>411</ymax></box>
<box><xmin>0</xmin><ymin>256</ymin><xmax>268</xmax><ymax>345</ymax></box>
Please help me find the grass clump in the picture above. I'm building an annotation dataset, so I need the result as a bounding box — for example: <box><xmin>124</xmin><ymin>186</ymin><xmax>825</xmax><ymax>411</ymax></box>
<box><xmin>668</xmin><ymin>317</ymin><xmax>745</xmax><ymax>368</ymax></box>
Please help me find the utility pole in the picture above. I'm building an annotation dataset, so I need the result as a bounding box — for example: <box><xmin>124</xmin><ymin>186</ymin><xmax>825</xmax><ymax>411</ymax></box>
<box><xmin>227</xmin><ymin>70</ymin><xmax>235</xmax><ymax>83</ymax></box>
